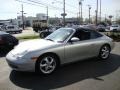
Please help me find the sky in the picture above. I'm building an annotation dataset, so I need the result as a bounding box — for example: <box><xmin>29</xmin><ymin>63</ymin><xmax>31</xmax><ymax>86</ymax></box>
<box><xmin>0</xmin><ymin>0</ymin><xmax>120</xmax><ymax>20</ymax></box>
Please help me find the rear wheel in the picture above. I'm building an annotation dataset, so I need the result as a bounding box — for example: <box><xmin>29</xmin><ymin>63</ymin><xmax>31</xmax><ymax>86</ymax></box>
<box><xmin>99</xmin><ymin>45</ymin><xmax>110</xmax><ymax>60</ymax></box>
<box><xmin>36</xmin><ymin>54</ymin><xmax>59</xmax><ymax>75</ymax></box>
<box><xmin>39</xmin><ymin>32</ymin><xmax>45</xmax><ymax>38</ymax></box>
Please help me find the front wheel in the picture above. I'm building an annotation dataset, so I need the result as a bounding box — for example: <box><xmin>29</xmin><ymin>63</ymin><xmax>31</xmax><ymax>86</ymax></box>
<box><xmin>99</xmin><ymin>45</ymin><xmax>110</xmax><ymax>60</ymax></box>
<box><xmin>36</xmin><ymin>54</ymin><xmax>59</xmax><ymax>75</ymax></box>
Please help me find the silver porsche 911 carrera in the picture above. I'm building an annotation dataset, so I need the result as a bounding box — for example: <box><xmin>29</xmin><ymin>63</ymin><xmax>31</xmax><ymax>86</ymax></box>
<box><xmin>6</xmin><ymin>27</ymin><xmax>115</xmax><ymax>75</ymax></box>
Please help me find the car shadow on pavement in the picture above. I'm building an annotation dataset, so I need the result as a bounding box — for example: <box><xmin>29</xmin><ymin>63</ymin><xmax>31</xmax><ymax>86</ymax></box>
<box><xmin>9</xmin><ymin>54</ymin><xmax>120</xmax><ymax>90</ymax></box>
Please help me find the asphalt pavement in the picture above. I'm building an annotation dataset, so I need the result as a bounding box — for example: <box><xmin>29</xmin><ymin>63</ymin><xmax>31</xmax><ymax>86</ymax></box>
<box><xmin>0</xmin><ymin>42</ymin><xmax>120</xmax><ymax>90</ymax></box>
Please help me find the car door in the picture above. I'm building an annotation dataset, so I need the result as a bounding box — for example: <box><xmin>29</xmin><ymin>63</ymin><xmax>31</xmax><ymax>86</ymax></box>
<box><xmin>64</xmin><ymin>29</ymin><xmax>103</xmax><ymax>63</ymax></box>
<box><xmin>64</xmin><ymin>41</ymin><xmax>93</xmax><ymax>63</ymax></box>
<box><xmin>64</xmin><ymin>29</ymin><xmax>92</xmax><ymax>63</ymax></box>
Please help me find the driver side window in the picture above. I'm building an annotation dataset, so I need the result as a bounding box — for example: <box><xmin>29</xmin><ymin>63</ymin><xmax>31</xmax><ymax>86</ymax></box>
<box><xmin>72</xmin><ymin>29</ymin><xmax>91</xmax><ymax>41</ymax></box>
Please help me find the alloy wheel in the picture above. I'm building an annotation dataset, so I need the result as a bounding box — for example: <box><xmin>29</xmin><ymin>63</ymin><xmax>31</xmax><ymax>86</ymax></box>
<box><xmin>100</xmin><ymin>45</ymin><xmax>110</xmax><ymax>59</ymax></box>
<box><xmin>39</xmin><ymin>56</ymin><xmax>56</xmax><ymax>74</ymax></box>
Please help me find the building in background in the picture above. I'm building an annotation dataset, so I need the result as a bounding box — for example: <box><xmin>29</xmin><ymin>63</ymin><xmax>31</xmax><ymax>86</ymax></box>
<box><xmin>0</xmin><ymin>13</ymin><xmax>48</xmax><ymax>28</ymax></box>
<box><xmin>25</xmin><ymin>16</ymin><xmax>36</xmax><ymax>27</ymax></box>
<box><xmin>10</xmin><ymin>19</ymin><xmax>18</xmax><ymax>25</ymax></box>
<box><xmin>17</xmin><ymin>15</ymin><xmax>26</xmax><ymax>27</ymax></box>
<box><xmin>0</xmin><ymin>20</ymin><xmax>12</xmax><ymax>26</ymax></box>
<box><xmin>36</xmin><ymin>13</ymin><xmax>47</xmax><ymax>20</ymax></box>
<box><xmin>25</xmin><ymin>13</ymin><xmax>47</xmax><ymax>27</ymax></box>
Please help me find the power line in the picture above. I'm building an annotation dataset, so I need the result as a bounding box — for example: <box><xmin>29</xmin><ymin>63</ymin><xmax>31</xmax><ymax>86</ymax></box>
<box><xmin>27</xmin><ymin>0</ymin><xmax>62</xmax><ymax>10</ymax></box>
<box><xmin>16</xmin><ymin>0</ymin><xmax>77</xmax><ymax>15</ymax></box>
<box><xmin>16</xmin><ymin>0</ymin><xmax>62</xmax><ymax>14</ymax></box>
<box><xmin>27</xmin><ymin>0</ymin><xmax>47</xmax><ymax>6</ymax></box>
<box><xmin>15</xmin><ymin>0</ymin><xmax>45</xmax><ymax>8</ymax></box>
<box><xmin>26</xmin><ymin>0</ymin><xmax>77</xmax><ymax>15</ymax></box>
<box><xmin>16</xmin><ymin>0</ymin><xmax>62</xmax><ymax>10</ymax></box>
<box><xmin>53</xmin><ymin>0</ymin><xmax>78</xmax><ymax>10</ymax></box>
<box><xmin>27</xmin><ymin>0</ymin><xmax>78</xmax><ymax>13</ymax></box>
<box><xmin>0</xmin><ymin>12</ymin><xmax>17</xmax><ymax>14</ymax></box>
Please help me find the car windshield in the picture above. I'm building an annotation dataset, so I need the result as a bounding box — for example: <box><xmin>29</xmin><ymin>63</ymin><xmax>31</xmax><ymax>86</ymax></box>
<box><xmin>7</xmin><ymin>26</ymin><xmax>14</xmax><ymax>29</ymax></box>
<box><xmin>45</xmin><ymin>28</ymin><xmax>74</xmax><ymax>42</ymax></box>
<box><xmin>112</xmin><ymin>25</ymin><xmax>118</xmax><ymax>27</ymax></box>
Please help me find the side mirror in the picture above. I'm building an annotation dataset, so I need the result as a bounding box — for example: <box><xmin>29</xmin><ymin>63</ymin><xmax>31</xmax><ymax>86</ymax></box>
<box><xmin>70</xmin><ymin>37</ymin><xmax>80</xmax><ymax>42</ymax></box>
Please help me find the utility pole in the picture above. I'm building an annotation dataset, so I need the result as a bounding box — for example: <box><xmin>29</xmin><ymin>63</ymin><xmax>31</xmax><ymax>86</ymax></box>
<box><xmin>109</xmin><ymin>15</ymin><xmax>113</xmax><ymax>24</ymax></box>
<box><xmin>88</xmin><ymin>5</ymin><xmax>91</xmax><ymax>24</ymax></box>
<box><xmin>76</xmin><ymin>12</ymin><xmax>79</xmax><ymax>24</ymax></box>
<box><xmin>81</xmin><ymin>1</ymin><xmax>82</xmax><ymax>24</ymax></box>
<box><xmin>21</xmin><ymin>4</ymin><xmax>24</xmax><ymax>30</ymax></box>
<box><xmin>61</xmin><ymin>0</ymin><xmax>66</xmax><ymax>27</ymax></box>
<box><xmin>79</xmin><ymin>0</ymin><xmax>84</xmax><ymax>24</ymax></box>
<box><xmin>100</xmin><ymin>0</ymin><xmax>101</xmax><ymax>22</ymax></box>
<box><xmin>96</xmin><ymin>0</ymin><xmax>99</xmax><ymax>25</ymax></box>
<box><xmin>63</xmin><ymin>0</ymin><xmax>66</xmax><ymax>26</ymax></box>
<box><xmin>79</xmin><ymin>2</ymin><xmax>80</xmax><ymax>24</ymax></box>
<box><xmin>105</xmin><ymin>14</ymin><xmax>107</xmax><ymax>23</ymax></box>
<box><xmin>46</xmin><ymin>6</ymin><xmax>48</xmax><ymax>24</ymax></box>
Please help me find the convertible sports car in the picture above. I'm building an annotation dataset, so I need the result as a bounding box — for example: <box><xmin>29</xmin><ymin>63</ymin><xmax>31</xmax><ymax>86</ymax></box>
<box><xmin>6</xmin><ymin>27</ymin><xmax>114</xmax><ymax>75</ymax></box>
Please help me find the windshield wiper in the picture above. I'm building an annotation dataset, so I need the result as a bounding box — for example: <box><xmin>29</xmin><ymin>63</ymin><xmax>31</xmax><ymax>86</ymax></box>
<box><xmin>46</xmin><ymin>39</ymin><xmax>54</xmax><ymax>41</ymax></box>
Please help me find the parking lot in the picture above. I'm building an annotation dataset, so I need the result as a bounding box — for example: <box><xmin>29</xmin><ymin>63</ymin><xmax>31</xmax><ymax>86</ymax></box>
<box><xmin>0</xmin><ymin>42</ymin><xmax>120</xmax><ymax>90</ymax></box>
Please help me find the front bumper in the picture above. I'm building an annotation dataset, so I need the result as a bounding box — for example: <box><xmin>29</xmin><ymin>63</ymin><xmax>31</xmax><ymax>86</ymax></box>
<box><xmin>6</xmin><ymin>52</ymin><xmax>36</xmax><ymax>72</ymax></box>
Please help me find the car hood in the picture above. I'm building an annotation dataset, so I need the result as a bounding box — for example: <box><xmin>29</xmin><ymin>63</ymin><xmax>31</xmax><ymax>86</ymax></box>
<box><xmin>10</xmin><ymin>39</ymin><xmax>58</xmax><ymax>55</ymax></box>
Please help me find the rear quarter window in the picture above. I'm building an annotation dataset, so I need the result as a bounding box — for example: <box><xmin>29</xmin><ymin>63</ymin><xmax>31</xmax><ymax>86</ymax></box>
<box><xmin>90</xmin><ymin>31</ymin><xmax>103</xmax><ymax>39</ymax></box>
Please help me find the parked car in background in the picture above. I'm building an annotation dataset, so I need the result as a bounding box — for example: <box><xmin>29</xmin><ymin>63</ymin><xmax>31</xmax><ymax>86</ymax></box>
<box><xmin>3</xmin><ymin>25</ymin><xmax>22</xmax><ymax>34</ymax></box>
<box><xmin>6</xmin><ymin>27</ymin><xmax>114</xmax><ymax>75</ymax></box>
<box><xmin>39</xmin><ymin>26</ymin><xmax>62</xmax><ymax>38</ymax></box>
<box><xmin>0</xmin><ymin>31</ymin><xmax>18</xmax><ymax>52</ymax></box>
<box><xmin>110</xmin><ymin>25</ymin><xmax>120</xmax><ymax>31</ymax></box>
<box><xmin>0</xmin><ymin>23</ymin><xmax>4</xmax><ymax>28</ymax></box>
<box><xmin>105</xmin><ymin>25</ymin><xmax>111</xmax><ymax>31</ymax></box>
<box><xmin>82</xmin><ymin>24</ymin><xmax>97</xmax><ymax>30</ymax></box>
<box><xmin>96</xmin><ymin>25</ymin><xmax>106</xmax><ymax>32</ymax></box>
<box><xmin>39</xmin><ymin>30</ymin><xmax>53</xmax><ymax>38</ymax></box>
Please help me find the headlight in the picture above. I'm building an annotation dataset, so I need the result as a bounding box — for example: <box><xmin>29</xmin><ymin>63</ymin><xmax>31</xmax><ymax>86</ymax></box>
<box><xmin>16</xmin><ymin>50</ymin><xmax>29</xmax><ymax>58</ymax></box>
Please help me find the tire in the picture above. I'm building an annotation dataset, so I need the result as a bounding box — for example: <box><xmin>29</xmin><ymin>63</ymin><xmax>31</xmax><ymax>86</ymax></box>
<box><xmin>39</xmin><ymin>32</ymin><xmax>45</xmax><ymax>38</ymax></box>
<box><xmin>20</xmin><ymin>31</ymin><xmax>22</xmax><ymax>33</ymax></box>
<box><xmin>36</xmin><ymin>54</ymin><xmax>59</xmax><ymax>75</ymax></box>
<box><xmin>99</xmin><ymin>28</ymin><xmax>105</xmax><ymax>32</ymax></box>
<box><xmin>98</xmin><ymin>45</ymin><xmax>110</xmax><ymax>60</ymax></box>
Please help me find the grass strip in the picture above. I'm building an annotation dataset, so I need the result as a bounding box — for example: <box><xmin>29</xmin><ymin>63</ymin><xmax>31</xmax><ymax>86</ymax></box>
<box><xmin>17</xmin><ymin>35</ymin><xmax>39</xmax><ymax>40</ymax></box>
